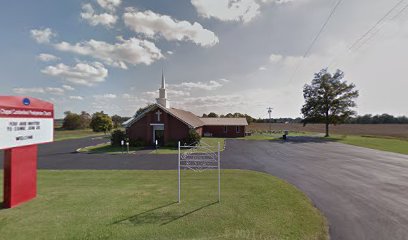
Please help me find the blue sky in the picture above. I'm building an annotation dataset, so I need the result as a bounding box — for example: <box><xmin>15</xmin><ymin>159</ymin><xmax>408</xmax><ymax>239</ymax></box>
<box><xmin>1</xmin><ymin>0</ymin><xmax>408</xmax><ymax>118</ymax></box>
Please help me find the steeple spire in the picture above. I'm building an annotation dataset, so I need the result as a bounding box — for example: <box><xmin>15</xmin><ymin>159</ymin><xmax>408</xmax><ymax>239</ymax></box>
<box><xmin>156</xmin><ymin>68</ymin><xmax>170</xmax><ymax>108</ymax></box>
<box><xmin>161</xmin><ymin>68</ymin><xmax>165</xmax><ymax>89</ymax></box>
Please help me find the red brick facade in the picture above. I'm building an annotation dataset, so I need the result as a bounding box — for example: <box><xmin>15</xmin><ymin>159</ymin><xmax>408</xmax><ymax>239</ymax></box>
<box><xmin>126</xmin><ymin>109</ymin><xmax>192</xmax><ymax>145</ymax></box>
<box><xmin>126</xmin><ymin>106</ymin><xmax>246</xmax><ymax>146</ymax></box>
<box><xmin>203</xmin><ymin>125</ymin><xmax>246</xmax><ymax>138</ymax></box>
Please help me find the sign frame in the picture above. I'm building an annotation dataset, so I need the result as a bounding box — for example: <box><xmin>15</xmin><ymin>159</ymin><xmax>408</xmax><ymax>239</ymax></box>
<box><xmin>1</xmin><ymin>96</ymin><xmax>54</xmax><ymax>208</ymax></box>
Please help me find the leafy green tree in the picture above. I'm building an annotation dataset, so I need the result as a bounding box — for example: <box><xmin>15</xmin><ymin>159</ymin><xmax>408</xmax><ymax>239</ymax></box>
<box><xmin>62</xmin><ymin>112</ymin><xmax>82</xmax><ymax>130</ymax></box>
<box><xmin>79</xmin><ymin>111</ymin><xmax>91</xmax><ymax>129</ymax></box>
<box><xmin>111</xmin><ymin>114</ymin><xmax>123</xmax><ymax>129</ymax></box>
<box><xmin>301</xmin><ymin>69</ymin><xmax>359</xmax><ymax>137</ymax></box>
<box><xmin>90</xmin><ymin>112</ymin><xmax>113</xmax><ymax>134</ymax></box>
<box><xmin>207</xmin><ymin>112</ymin><xmax>218</xmax><ymax>118</ymax></box>
<box><xmin>135</xmin><ymin>104</ymin><xmax>154</xmax><ymax>117</ymax></box>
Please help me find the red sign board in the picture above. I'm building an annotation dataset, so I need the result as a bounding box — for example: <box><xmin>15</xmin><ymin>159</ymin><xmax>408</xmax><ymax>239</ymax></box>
<box><xmin>1</xmin><ymin>96</ymin><xmax>54</xmax><ymax>208</ymax></box>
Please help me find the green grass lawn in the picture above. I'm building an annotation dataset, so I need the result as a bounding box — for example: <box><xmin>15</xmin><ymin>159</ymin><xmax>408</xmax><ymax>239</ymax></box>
<box><xmin>329</xmin><ymin>135</ymin><xmax>408</xmax><ymax>155</ymax></box>
<box><xmin>79</xmin><ymin>143</ymin><xmax>145</xmax><ymax>154</ymax></box>
<box><xmin>54</xmin><ymin>128</ymin><xmax>106</xmax><ymax>141</ymax></box>
<box><xmin>151</xmin><ymin>137</ymin><xmax>226</xmax><ymax>155</ymax></box>
<box><xmin>0</xmin><ymin>170</ymin><xmax>328</xmax><ymax>240</ymax></box>
<box><xmin>240</xmin><ymin>132</ymin><xmax>323</xmax><ymax>141</ymax></box>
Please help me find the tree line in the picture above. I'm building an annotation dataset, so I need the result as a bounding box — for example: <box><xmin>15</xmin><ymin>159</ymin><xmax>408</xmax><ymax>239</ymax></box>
<box><xmin>346</xmin><ymin>114</ymin><xmax>408</xmax><ymax>124</ymax></box>
<box><xmin>62</xmin><ymin>111</ymin><xmax>130</xmax><ymax>133</ymax></box>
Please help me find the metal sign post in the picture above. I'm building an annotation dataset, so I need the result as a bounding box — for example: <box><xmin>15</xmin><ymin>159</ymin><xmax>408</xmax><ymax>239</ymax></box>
<box><xmin>178</xmin><ymin>140</ymin><xmax>221</xmax><ymax>203</ymax></box>
<box><xmin>178</xmin><ymin>141</ymin><xmax>181</xmax><ymax>203</ymax></box>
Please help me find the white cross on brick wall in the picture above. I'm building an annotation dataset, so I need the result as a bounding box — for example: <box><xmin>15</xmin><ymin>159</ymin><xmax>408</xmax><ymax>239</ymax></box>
<box><xmin>155</xmin><ymin>110</ymin><xmax>162</xmax><ymax>122</ymax></box>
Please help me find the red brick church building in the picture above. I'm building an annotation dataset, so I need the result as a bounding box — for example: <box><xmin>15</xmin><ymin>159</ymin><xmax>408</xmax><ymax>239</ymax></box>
<box><xmin>123</xmin><ymin>73</ymin><xmax>248</xmax><ymax>146</ymax></box>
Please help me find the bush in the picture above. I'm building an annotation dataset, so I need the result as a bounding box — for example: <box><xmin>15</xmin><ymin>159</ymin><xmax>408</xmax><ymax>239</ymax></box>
<box><xmin>182</xmin><ymin>130</ymin><xmax>201</xmax><ymax>146</ymax></box>
<box><xmin>111</xmin><ymin>130</ymin><xmax>126</xmax><ymax>146</ymax></box>
<box><xmin>129</xmin><ymin>138</ymin><xmax>145</xmax><ymax>147</ymax></box>
<box><xmin>90</xmin><ymin>112</ymin><xmax>113</xmax><ymax>133</ymax></box>
<box><xmin>62</xmin><ymin>113</ymin><xmax>82</xmax><ymax>130</ymax></box>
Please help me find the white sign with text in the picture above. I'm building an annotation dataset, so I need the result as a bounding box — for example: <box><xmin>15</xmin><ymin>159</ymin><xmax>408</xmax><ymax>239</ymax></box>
<box><xmin>0</xmin><ymin>118</ymin><xmax>53</xmax><ymax>149</ymax></box>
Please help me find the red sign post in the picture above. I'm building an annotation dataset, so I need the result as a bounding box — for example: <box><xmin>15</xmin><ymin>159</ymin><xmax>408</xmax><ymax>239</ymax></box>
<box><xmin>1</xmin><ymin>96</ymin><xmax>54</xmax><ymax>208</ymax></box>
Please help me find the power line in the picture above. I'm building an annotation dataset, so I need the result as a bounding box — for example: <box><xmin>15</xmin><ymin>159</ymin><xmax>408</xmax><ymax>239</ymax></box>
<box><xmin>349</xmin><ymin>0</ymin><xmax>405</xmax><ymax>51</ymax></box>
<box><xmin>329</xmin><ymin>0</ymin><xmax>408</xmax><ymax>68</ymax></box>
<box><xmin>288</xmin><ymin>0</ymin><xmax>344</xmax><ymax>83</ymax></box>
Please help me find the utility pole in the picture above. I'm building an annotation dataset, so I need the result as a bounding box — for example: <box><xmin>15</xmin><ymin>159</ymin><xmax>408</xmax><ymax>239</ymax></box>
<box><xmin>267</xmin><ymin>107</ymin><xmax>273</xmax><ymax>134</ymax></box>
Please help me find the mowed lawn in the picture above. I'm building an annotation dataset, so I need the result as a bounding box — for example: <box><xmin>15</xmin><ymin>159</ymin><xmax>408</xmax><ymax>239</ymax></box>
<box><xmin>0</xmin><ymin>170</ymin><xmax>328</xmax><ymax>240</ymax></box>
<box><xmin>54</xmin><ymin>128</ymin><xmax>106</xmax><ymax>141</ymax></box>
<box><xmin>330</xmin><ymin>135</ymin><xmax>408</xmax><ymax>155</ymax></box>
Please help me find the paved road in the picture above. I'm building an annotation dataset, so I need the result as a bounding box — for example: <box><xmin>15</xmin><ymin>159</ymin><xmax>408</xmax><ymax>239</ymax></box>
<box><xmin>0</xmin><ymin>137</ymin><xmax>177</xmax><ymax>170</ymax></box>
<box><xmin>1</xmin><ymin>137</ymin><xmax>408</xmax><ymax>239</ymax></box>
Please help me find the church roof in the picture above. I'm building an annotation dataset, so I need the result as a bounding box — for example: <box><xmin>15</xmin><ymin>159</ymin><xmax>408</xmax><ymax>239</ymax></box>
<box><xmin>123</xmin><ymin>104</ymin><xmax>204</xmax><ymax>129</ymax></box>
<box><xmin>166</xmin><ymin>107</ymin><xmax>205</xmax><ymax>128</ymax></box>
<box><xmin>201</xmin><ymin>117</ymin><xmax>248</xmax><ymax>126</ymax></box>
<box><xmin>123</xmin><ymin>104</ymin><xmax>249</xmax><ymax>129</ymax></box>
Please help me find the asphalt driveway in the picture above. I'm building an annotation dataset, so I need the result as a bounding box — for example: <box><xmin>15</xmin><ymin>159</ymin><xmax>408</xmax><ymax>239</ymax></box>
<box><xmin>1</xmin><ymin>136</ymin><xmax>408</xmax><ymax>239</ymax></box>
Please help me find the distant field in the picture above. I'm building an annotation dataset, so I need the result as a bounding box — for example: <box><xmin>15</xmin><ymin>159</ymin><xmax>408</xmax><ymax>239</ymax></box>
<box><xmin>54</xmin><ymin>128</ymin><xmax>106</xmax><ymax>141</ymax></box>
<box><xmin>248</xmin><ymin>123</ymin><xmax>408</xmax><ymax>139</ymax></box>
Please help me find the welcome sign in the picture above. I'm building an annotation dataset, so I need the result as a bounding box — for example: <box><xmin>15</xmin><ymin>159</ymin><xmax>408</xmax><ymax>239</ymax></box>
<box><xmin>0</xmin><ymin>96</ymin><xmax>54</xmax><ymax>150</ymax></box>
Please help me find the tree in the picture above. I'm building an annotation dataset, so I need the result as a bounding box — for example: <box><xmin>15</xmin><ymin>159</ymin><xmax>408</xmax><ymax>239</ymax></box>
<box><xmin>79</xmin><ymin>111</ymin><xmax>91</xmax><ymax>129</ymax></box>
<box><xmin>62</xmin><ymin>112</ymin><xmax>82</xmax><ymax>130</ymax></box>
<box><xmin>207</xmin><ymin>112</ymin><xmax>218</xmax><ymax>118</ymax></box>
<box><xmin>90</xmin><ymin>112</ymin><xmax>113</xmax><ymax>134</ymax></box>
<box><xmin>111</xmin><ymin>115</ymin><xmax>123</xmax><ymax>129</ymax></box>
<box><xmin>301</xmin><ymin>69</ymin><xmax>359</xmax><ymax>137</ymax></box>
<box><xmin>135</xmin><ymin>104</ymin><xmax>154</xmax><ymax>117</ymax></box>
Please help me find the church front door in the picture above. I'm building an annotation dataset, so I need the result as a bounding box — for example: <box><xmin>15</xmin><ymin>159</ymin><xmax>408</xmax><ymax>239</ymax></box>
<box><xmin>154</xmin><ymin>130</ymin><xmax>164</xmax><ymax>146</ymax></box>
<box><xmin>151</xmin><ymin>124</ymin><xmax>165</xmax><ymax>146</ymax></box>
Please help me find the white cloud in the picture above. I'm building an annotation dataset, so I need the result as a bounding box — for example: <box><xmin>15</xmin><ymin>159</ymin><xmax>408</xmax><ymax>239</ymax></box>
<box><xmin>45</xmin><ymin>87</ymin><xmax>65</xmax><ymax>95</ymax></box>
<box><xmin>81</xmin><ymin>3</ymin><xmax>117</xmax><ymax>28</ymax></box>
<box><xmin>168</xmin><ymin>89</ymin><xmax>191</xmax><ymax>97</ymax></box>
<box><xmin>36</xmin><ymin>53</ymin><xmax>60</xmax><ymax>62</ymax></box>
<box><xmin>97</xmin><ymin>0</ymin><xmax>121</xmax><ymax>12</ymax></box>
<box><xmin>191</xmin><ymin>0</ymin><xmax>260</xmax><ymax>23</ymax></box>
<box><xmin>171</xmin><ymin>80</ymin><xmax>224</xmax><ymax>91</ymax></box>
<box><xmin>54</xmin><ymin>37</ymin><xmax>163</xmax><ymax>69</ymax></box>
<box><xmin>41</xmin><ymin>62</ymin><xmax>108</xmax><ymax>86</ymax></box>
<box><xmin>269</xmin><ymin>54</ymin><xmax>283</xmax><ymax>63</ymax></box>
<box><xmin>167</xmin><ymin>51</ymin><xmax>174</xmax><ymax>55</ymax></box>
<box><xmin>12</xmin><ymin>87</ymin><xmax>64</xmax><ymax>95</ymax></box>
<box><xmin>93</xmin><ymin>94</ymin><xmax>117</xmax><ymax>100</ymax></box>
<box><xmin>259</xmin><ymin>66</ymin><xmax>267</xmax><ymax>70</ymax></box>
<box><xmin>123</xmin><ymin>9</ymin><xmax>219</xmax><ymax>47</ymax></box>
<box><xmin>62</xmin><ymin>85</ymin><xmax>75</xmax><ymax>91</ymax></box>
<box><xmin>30</xmin><ymin>28</ymin><xmax>56</xmax><ymax>43</ymax></box>
<box><xmin>69</xmin><ymin>96</ymin><xmax>84</xmax><ymax>100</ymax></box>
<box><xmin>13</xmin><ymin>87</ymin><xmax>45</xmax><ymax>94</ymax></box>
<box><xmin>261</xmin><ymin>0</ymin><xmax>310</xmax><ymax>4</ymax></box>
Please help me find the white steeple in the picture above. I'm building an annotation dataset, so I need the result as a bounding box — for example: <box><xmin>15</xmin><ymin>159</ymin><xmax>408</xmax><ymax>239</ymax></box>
<box><xmin>156</xmin><ymin>69</ymin><xmax>170</xmax><ymax>108</ymax></box>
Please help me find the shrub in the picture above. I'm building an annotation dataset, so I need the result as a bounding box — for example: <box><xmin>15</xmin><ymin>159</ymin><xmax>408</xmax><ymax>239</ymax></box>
<box><xmin>90</xmin><ymin>112</ymin><xmax>113</xmax><ymax>133</ymax></box>
<box><xmin>129</xmin><ymin>138</ymin><xmax>145</xmax><ymax>147</ymax></box>
<box><xmin>111</xmin><ymin>130</ymin><xmax>126</xmax><ymax>146</ymax></box>
<box><xmin>182</xmin><ymin>130</ymin><xmax>201</xmax><ymax>146</ymax></box>
<box><xmin>62</xmin><ymin>113</ymin><xmax>82</xmax><ymax>130</ymax></box>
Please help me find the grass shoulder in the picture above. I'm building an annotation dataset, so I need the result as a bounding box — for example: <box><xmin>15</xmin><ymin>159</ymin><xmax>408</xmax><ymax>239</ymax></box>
<box><xmin>328</xmin><ymin>134</ymin><xmax>408</xmax><ymax>155</ymax></box>
<box><xmin>151</xmin><ymin>137</ymin><xmax>226</xmax><ymax>155</ymax></box>
<box><xmin>54</xmin><ymin>128</ymin><xmax>106</xmax><ymax>141</ymax></box>
<box><xmin>239</xmin><ymin>131</ymin><xmax>322</xmax><ymax>141</ymax></box>
<box><xmin>78</xmin><ymin>142</ymin><xmax>145</xmax><ymax>154</ymax></box>
<box><xmin>0</xmin><ymin>170</ymin><xmax>328</xmax><ymax>240</ymax></box>
<box><xmin>77</xmin><ymin>137</ymin><xmax>226</xmax><ymax>155</ymax></box>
